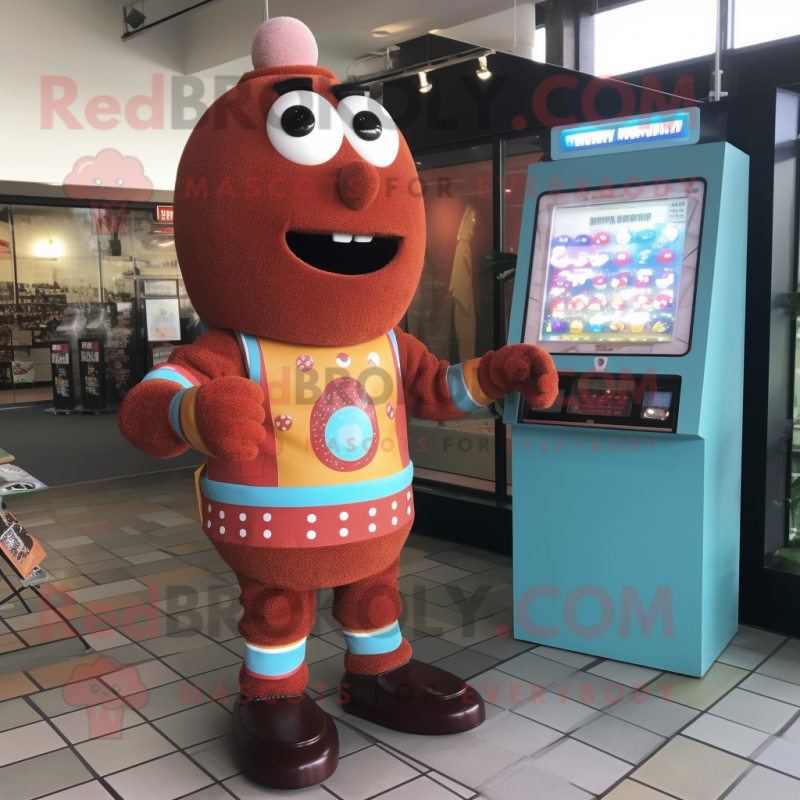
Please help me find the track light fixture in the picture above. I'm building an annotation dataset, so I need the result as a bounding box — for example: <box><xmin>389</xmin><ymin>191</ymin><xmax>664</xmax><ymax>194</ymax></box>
<box><xmin>418</xmin><ymin>72</ymin><xmax>433</xmax><ymax>93</ymax></box>
<box><xmin>476</xmin><ymin>55</ymin><xmax>491</xmax><ymax>80</ymax></box>
<box><xmin>123</xmin><ymin>4</ymin><xmax>147</xmax><ymax>31</ymax></box>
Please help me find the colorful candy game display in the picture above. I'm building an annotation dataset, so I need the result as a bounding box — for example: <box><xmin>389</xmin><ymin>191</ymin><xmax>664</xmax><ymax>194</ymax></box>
<box><xmin>539</xmin><ymin>195</ymin><xmax>689</xmax><ymax>343</ymax></box>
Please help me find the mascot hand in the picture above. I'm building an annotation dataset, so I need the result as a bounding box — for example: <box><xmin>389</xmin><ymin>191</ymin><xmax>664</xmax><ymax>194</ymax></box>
<box><xmin>194</xmin><ymin>376</ymin><xmax>266</xmax><ymax>461</ymax></box>
<box><xmin>478</xmin><ymin>344</ymin><xmax>559</xmax><ymax>409</ymax></box>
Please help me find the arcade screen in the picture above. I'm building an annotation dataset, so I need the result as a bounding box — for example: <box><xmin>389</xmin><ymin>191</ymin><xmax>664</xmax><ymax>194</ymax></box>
<box><xmin>523</xmin><ymin>179</ymin><xmax>706</xmax><ymax>356</ymax></box>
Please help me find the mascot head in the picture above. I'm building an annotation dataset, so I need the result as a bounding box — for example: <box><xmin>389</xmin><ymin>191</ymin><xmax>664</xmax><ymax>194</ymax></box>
<box><xmin>174</xmin><ymin>17</ymin><xmax>425</xmax><ymax>346</ymax></box>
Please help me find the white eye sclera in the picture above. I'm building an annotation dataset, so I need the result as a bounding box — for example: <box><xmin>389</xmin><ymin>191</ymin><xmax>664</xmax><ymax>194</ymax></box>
<box><xmin>338</xmin><ymin>95</ymin><xmax>400</xmax><ymax>168</ymax></box>
<box><xmin>266</xmin><ymin>90</ymin><xmax>344</xmax><ymax>166</ymax></box>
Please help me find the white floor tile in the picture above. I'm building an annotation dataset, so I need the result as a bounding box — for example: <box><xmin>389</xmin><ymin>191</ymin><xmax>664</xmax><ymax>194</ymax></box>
<box><xmin>76</xmin><ymin>723</ymin><xmax>176</xmax><ymax>776</ymax></box>
<box><xmin>322</xmin><ymin>745</ymin><xmax>420</xmax><ymax>800</ymax></box>
<box><xmin>740</xmin><ymin>673</ymin><xmax>800</xmax><ymax>706</ymax></box>
<box><xmin>514</xmin><ymin>690</ymin><xmax>601</xmax><ymax>733</ymax></box>
<box><xmin>428</xmin><ymin>770</ymin><xmax>476</xmax><ymax>798</ymax></box>
<box><xmin>101</xmin><ymin>659</ymin><xmax>181</xmax><ymax>696</ymax></box>
<box><xmin>41</xmin><ymin>782</ymin><xmax>115</xmax><ymax>800</ymax></box>
<box><xmin>588</xmin><ymin>660</ymin><xmax>663</xmax><ymax>689</ymax></box>
<box><xmin>0</xmin><ymin>720</ymin><xmax>66</xmax><ymax>767</ymax></box>
<box><xmin>483</xmin><ymin>762</ymin><xmax>592</xmax><ymax>800</ymax></box>
<box><xmin>185</xmin><ymin>735</ymin><xmax>238</xmax><ymax>781</ymax></box>
<box><xmin>557</xmin><ymin>671</ymin><xmax>632</xmax><ymax>710</ymax></box>
<box><xmin>572</xmin><ymin>713</ymin><xmax>665</xmax><ymax>764</ymax></box>
<box><xmin>495</xmin><ymin>653</ymin><xmax>576</xmax><ymax>689</ymax></box>
<box><xmin>471</xmin><ymin>668</ymin><xmax>538</xmax><ymax>709</ymax></box>
<box><xmin>607</xmin><ymin>695</ymin><xmax>700</xmax><ymax>737</ymax></box>
<box><xmin>709</xmin><ymin>688</ymin><xmax>798</xmax><ymax>733</ymax></box>
<box><xmin>725</xmin><ymin>765</ymin><xmax>800</xmax><ymax>800</ymax></box>
<box><xmin>731</xmin><ymin>626</ymin><xmax>787</xmax><ymax>654</ymax></box>
<box><xmin>477</xmin><ymin>710</ymin><xmax>563</xmax><ymax>756</ymax></box>
<box><xmin>683</xmin><ymin>713</ymin><xmax>771</xmax><ymax>757</ymax></box>
<box><xmin>106</xmin><ymin>752</ymin><xmax>213</xmax><ymax>800</ymax></box>
<box><xmin>756</xmin><ymin>737</ymin><xmax>800</xmax><ymax>778</ymax></box>
<box><xmin>377</xmin><ymin>775</ymin><xmax>466</xmax><ymax>799</ymax></box>
<box><xmin>534</xmin><ymin>738</ymin><xmax>631</xmax><ymax>794</ymax></box>
<box><xmin>224</xmin><ymin>774</ymin><xmax>331</xmax><ymax>798</ymax></box>
<box><xmin>716</xmin><ymin>644</ymin><xmax>768</xmax><ymax>671</ymax></box>
<box><xmin>758</xmin><ymin>655</ymin><xmax>800</xmax><ymax>687</ymax></box>
<box><xmin>51</xmin><ymin>704</ymin><xmax>145</xmax><ymax>744</ymax></box>
<box><xmin>783</xmin><ymin>716</ymin><xmax>800</xmax><ymax>744</ymax></box>
<box><xmin>532</xmin><ymin>646</ymin><xmax>599</xmax><ymax>670</ymax></box>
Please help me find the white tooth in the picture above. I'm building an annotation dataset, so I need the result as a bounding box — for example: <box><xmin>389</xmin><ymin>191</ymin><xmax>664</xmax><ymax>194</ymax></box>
<box><xmin>332</xmin><ymin>232</ymin><xmax>353</xmax><ymax>243</ymax></box>
<box><xmin>354</xmin><ymin>235</ymin><xmax>373</xmax><ymax>243</ymax></box>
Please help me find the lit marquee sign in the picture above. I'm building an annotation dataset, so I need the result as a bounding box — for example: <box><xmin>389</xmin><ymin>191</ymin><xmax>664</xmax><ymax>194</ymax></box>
<box><xmin>552</xmin><ymin>110</ymin><xmax>700</xmax><ymax>160</ymax></box>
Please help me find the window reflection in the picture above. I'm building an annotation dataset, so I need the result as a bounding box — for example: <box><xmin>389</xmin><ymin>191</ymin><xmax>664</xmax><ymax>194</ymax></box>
<box><xmin>405</xmin><ymin>145</ymin><xmax>496</xmax><ymax>486</ymax></box>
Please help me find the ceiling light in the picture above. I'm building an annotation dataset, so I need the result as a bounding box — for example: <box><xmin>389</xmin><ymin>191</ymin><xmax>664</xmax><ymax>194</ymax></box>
<box><xmin>33</xmin><ymin>238</ymin><xmax>63</xmax><ymax>258</ymax></box>
<box><xmin>476</xmin><ymin>55</ymin><xmax>492</xmax><ymax>81</ymax></box>
<box><xmin>124</xmin><ymin>5</ymin><xmax>147</xmax><ymax>30</ymax></box>
<box><xmin>371</xmin><ymin>29</ymin><xmax>391</xmax><ymax>38</ymax></box>
<box><xmin>418</xmin><ymin>72</ymin><xmax>432</xmax><ymax>93</ymax></box>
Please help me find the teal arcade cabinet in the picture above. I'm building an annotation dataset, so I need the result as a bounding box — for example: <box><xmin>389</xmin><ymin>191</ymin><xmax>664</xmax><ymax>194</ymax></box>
<box><xmin>504</xmin><ymin>110</ymin><xmax>750</xmax><ymax>677</ymax></box>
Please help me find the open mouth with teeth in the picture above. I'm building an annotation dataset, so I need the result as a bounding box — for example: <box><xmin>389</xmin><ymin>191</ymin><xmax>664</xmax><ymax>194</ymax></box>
<box><xmin>286</xmin><ymin>232</ymin><xmax>400</xmax><ymax>276</ymax></box>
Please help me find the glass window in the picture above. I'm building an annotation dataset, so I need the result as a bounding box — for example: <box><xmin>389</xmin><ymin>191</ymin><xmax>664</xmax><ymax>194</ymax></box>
<box><xmin>734</xmin><ymin>0</ymin><xmax>800</xmax><ymax>48</ymax></box>
<box><xmin>405</xmin><ymin>144</ymin><xmax>496</xmax><ymax>487</ymax></box>
<box><xmin>12</xmin><ymin>206</ymin><xmax>101</xmax><ymax>402</ymax></box>
<box><xmin>0</xmin><ymin>206</ymin><xmax>14</xmax><ymax>402</ymax></box>
<box><xmin>594</xmin><ymin>0</ymin><xmax>716</xmax><ymax>76</ymax></box>
<box><xmin>533</xmin><ymin>26</ymin><xmax>547</xmax><ymax>62</ymax></box>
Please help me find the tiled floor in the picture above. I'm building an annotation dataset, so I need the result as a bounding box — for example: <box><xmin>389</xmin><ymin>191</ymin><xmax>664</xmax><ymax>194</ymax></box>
<box><xmin>0</xmin><ymin>467</ymin><xmax>799</xmax><ymax>800</ymax></box>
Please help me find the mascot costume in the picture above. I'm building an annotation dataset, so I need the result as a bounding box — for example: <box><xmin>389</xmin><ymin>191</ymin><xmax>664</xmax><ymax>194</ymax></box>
<box><xmin>120</xmin><ymin>17</ymin><xmax>558</xmax><ymax>790</ymax></box>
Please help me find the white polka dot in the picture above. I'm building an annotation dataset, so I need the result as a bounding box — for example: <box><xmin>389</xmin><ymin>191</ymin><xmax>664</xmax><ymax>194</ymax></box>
<box><xmin>207</xmin><ymin>520</ymin><xmax>211</xmax><ymax>529</ymax></box>
<box><xmin>340</xmin><ymin>528</ymin><xmax>348</xmax><ymax>537</ymax></box>
<box><xmin>239</xmin><ymin>513</ymin><xmax>246</xmax><ymax>521</ymax></box>
<box><xmin>219</xmin><ymin>511</ymin><xmax>225</xmax><ymax>519</ymax></box>
<box><xmin>207</xmin><ymin>505</ymin><xmax>211</xmax><ymax>513</ymax></box>
<box><xmin>368</xmin><ymin>507</ymin><xmax>377</xmax><ymax>517</ymax></box>
<box><xmin>220</xmin><ymin>526</ymin><xmax>225</xmax><ymax>534</ymax></box>
<box><xmin>263</xmin><ymin>530</ymin><xmax>272</xmax><ymax>538</ymax></box>
<box><xmin>307</xmin><ymin>530</ymin><xmax>316</xmax><ymax>540</ymax></box>
<box><xmin>392</xmin><ymin>517</ymin><xmax>398</xmax><ymax>525</ymax></box>
<box><xmin>367</xmin><ymin>351</ymin><xmax>380</xmax><ymax>367</ymax></box>
<box><xmin>339</xmin><ymin>511</ymin><xmax>349</xmax><ymax>521</ymax></box>
<box><xmin>263</xmin><ymin>513</ymin><xmax>272</xmax><ymax>522</ymax></box>
<box><xmin>369</xmin><ymin>523</ymin><xmax>377</xmax><ymax>533</ymax></box>
<box><xmin>239</xmin><ymin>529</ymin><xmax>246</xmax><ymax>537</ymax></box>
<box><xmin>391</xmin><ymin>501</ymin><xmax>397</xmax><ymax>510</ymax></box>
<box><xmin>407</xmin><ymin>506</ymin><xmax>411</xmax><ymax>515</ymax></box>
<box><xmin>407</xmin><ymin>491</ymin><xmax>411</xmax><ymax>500</ymax></box>
<box><xmin>307</xmin><ymin>514</ymin><xmax>317</xmax><ymax>523</ymax></box>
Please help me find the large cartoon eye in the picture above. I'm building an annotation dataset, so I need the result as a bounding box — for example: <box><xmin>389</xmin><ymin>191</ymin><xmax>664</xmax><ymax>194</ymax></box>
<box><xmin>338</xmin><ymin>95</ymin><xmax>399</xmax><ymax>168</ymax></box>
<box><xmin>266</xmin><ymin>90</ymin><xmax>343</xmax><ymax>166</ymax></box>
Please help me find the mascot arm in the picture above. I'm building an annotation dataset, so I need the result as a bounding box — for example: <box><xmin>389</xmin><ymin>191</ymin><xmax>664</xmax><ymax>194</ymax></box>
<box><xmin>393</xmin><ymin>327</ymin><xmax>559</xmax><ymax>421</ymax></box>
<box><xmin>118</xmin><ymin>328</ymin><xmax>264</xmax><ymax>461</ymax></box>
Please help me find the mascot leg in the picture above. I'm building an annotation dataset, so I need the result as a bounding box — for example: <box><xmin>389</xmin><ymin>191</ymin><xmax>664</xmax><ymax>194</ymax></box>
<box><xmin>335</xmin><ymin>558</ymin><xmax>486</xmax><ymax>734</ymax></box>
<box><xmin>231</xmin><ymin>573</ymin><xmax>339</xmax><ymax>790</ymax></box>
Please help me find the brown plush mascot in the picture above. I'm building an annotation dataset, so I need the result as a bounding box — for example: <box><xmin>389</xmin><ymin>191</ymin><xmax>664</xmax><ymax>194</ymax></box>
<box><xmin>119</xmin><ymin>16</ymin><xmax>558</xmax><ymax>789</ymax></box>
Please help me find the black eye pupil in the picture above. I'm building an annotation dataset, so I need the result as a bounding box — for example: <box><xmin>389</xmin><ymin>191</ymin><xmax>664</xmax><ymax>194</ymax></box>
<box><xmin>281</xmin><ymin>105</ymin><xmax>315</xmax><ymax>137</ymax></box>
<box><xmin>353</xmin><ymin>110</ymin><xmax>382</xmax><ymax>141</ymax></box>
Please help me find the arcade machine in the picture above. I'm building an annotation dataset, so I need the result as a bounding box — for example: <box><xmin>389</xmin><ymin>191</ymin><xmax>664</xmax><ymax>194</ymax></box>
<box><xmin>504</xmin><ymin>110</ymin><xmax>749</xmax><ymax>677</ymax></box>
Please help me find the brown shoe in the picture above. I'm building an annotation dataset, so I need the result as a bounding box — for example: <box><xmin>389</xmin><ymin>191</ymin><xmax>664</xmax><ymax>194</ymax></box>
<box><xmin>232</xmin><ymin>694</ymin><xmax>339</xmax><ymax>789</ymax></box>
<box><xmin>341</xmin><ymin>659</ymin><xmax>485</xmax><ymax>735</ymax></box>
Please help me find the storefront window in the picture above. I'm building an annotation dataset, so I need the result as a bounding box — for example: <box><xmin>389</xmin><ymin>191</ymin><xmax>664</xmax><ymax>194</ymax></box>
<box><xmin>0</xmin><ymin>202</ymin><xmax>194</xmax><ymax>408</ymax></box>
<box><xmin>594</xmin><ymin>0</ymin><xmax>716</xmax><ymax>76</ymax></box>
<box><xmin>0</xmin><ymin>206</ymin><xmax>15</xmax><ymax>401</ymax></box>
<box><xmin>406</xmin><ymin>145</ymin><xmax>496</xmax><ymax>487</ymax></box>
<box><xmin>10</xmin><ymin>206</ymin><xmax>101</xmax><ymax>403</ymax></box>
<box><xmin>734</xmin><ymin>0</ymin><xmax>800</xmax><ymax>48</ymax></box>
